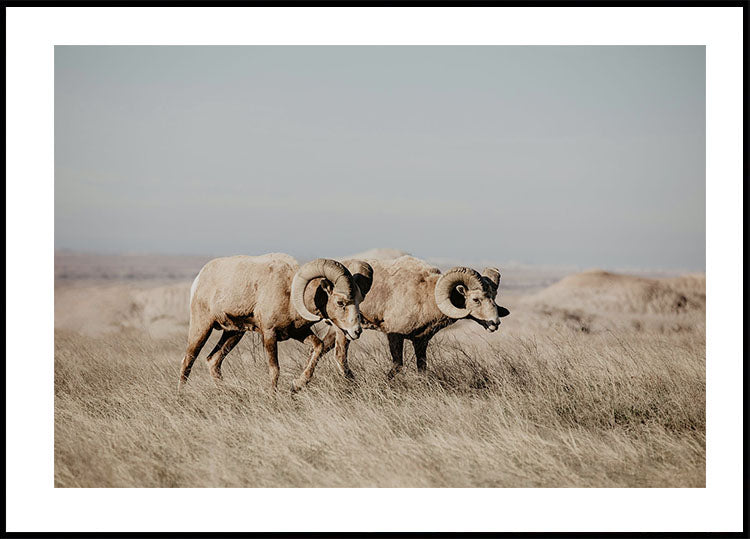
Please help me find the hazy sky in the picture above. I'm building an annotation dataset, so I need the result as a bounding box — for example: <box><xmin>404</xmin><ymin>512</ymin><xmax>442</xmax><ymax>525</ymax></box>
<box><xmin>55</xmin><ymin>46</ymin><xmax>705</xmax><ymax>270</ymax></box>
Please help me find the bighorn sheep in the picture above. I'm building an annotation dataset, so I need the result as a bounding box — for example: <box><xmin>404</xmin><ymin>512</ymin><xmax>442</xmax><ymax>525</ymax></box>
<box><xmin>322</xmin><ymin>256</ymin><xmax>509</xmax><ymax>377</ymax></box>
<box><xmin>179</xmin><ymin>254</ymin><xmax>373</xmax><ymax>391</ymax></box>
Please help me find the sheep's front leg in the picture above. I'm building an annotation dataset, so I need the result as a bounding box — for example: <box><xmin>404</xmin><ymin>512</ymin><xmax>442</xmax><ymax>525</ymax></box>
<box><xmin>386</xmin><ymin>333</ymin><xmax>405</xmax><ymax>379</ymax></box>
<box><xmin>291</xmin><ymin>335</ymin><xmax>325</xmax><ymax>393</ymax></box>
<box><xmin>334</xmin><ymin>328</ymin><xmax>355</xmax><ymax>380</ymax></box>
<box><xmin>413</xmin><ymin>337</ymin><xmax>429</xmax><ymax>373</ymax></box>
<box><xmin>263</xmin><ymin>331</ymin><xmax>280</xmax><ymax>390</ymax></box>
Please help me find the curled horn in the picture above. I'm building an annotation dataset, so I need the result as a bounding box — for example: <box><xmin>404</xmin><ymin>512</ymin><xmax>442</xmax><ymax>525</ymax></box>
<box><xmin>347</xmin><ymin>260</ymin><xmax>373</xmax><ymax>302</ymax></box>
<box><xmin>434</xmin><ymin>267</ymin><xmax>484</xmax><ymax>319</ymax></box>
<box><xmin>291</xmin><ymin>259</ymin><xmax>355</xmax><ymax>322</ymax></box>
<box><xmin>482</xmin><ymin>267</ymin><xmax>501</xmax><ymax>297</ymax></box>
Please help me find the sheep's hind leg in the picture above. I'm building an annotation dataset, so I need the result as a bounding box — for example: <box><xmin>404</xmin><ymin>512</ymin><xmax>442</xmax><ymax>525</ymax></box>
<box><xmin>178</xmin><ymin>322</ymin><xmax>213</xmax><ymax>388</ymax></box>
<box><xmin>206</xmin><ymin>330</ymin><xmax>244</xmax><ymax>381</ymax></box>
<box><xmin>386</xmin><ymin>334</ymin><xmax>405</xmax><ymax>379</ymax></box>
<box><xmin>263</xmin><ymin>332</ymin><xmax>280</xmax><ymax>391</ymax></box>
<box><xmin>291</xmin><ymin>335</ymin><xmax>325</xmax><ymax>393</ymax></box>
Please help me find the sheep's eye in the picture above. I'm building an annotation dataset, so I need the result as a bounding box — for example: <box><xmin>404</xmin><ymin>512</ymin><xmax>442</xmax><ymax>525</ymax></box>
<box><xmin>337</xmin><ymin>301</ymin><xmax>346</xmax><ymax>307</ymax></box>
<box><xmin>473</xmin><ymin>298</ymin><xmax>481</xmax><ymax>304</ymax></box>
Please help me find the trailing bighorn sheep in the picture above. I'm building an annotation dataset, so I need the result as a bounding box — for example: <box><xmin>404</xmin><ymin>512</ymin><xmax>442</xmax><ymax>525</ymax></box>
<box><xmin>323</xmin><ymin>256</ymin><xmax>509</xmax><ymax>377</ymax></box>
<box><xmin>179</xmin><ymin>254</ymin><xmax>372</xmax><ymax>391</ymax></box>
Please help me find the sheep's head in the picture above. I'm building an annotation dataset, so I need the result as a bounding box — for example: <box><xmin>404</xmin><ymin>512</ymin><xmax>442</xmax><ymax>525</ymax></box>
<box><xmin>290</xmin><ymin>259</ymin><xmax>372</xmax><ymax>340</ymax></box>
<box><xmin>434</xmin><ymin>266</ymin><xmax>510</xmax><ymax>332</ymax></box>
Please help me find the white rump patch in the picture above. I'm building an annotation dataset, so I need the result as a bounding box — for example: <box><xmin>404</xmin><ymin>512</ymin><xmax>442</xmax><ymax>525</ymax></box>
<box><xmin>190</xmin><ymin>266</ymin><xmax>205</xmax><ymax>305</ymax></box>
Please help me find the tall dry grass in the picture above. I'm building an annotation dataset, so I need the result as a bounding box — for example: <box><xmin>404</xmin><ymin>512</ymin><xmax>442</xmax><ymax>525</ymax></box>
<box><xmin>55</xmin><ymin>320</ymin><xmax>705</xmax><ymax>487</ymax></box>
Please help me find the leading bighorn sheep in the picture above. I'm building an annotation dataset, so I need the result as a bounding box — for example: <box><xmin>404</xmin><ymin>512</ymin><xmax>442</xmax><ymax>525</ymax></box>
<box><xmin>320</xmin><ymin>256</ymin><xmax>509</xmax><ymax>377</ymax></box>
<box><xmin>179</xmin><ymin>254</ymin><xmax>373</xmax><ymax>391</ymax></box>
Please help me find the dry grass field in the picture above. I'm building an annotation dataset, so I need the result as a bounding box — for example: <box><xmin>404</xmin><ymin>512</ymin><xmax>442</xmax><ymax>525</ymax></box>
<box><xmin>54</xmin><ymin>252</ymin><xmax>705</xmax><ymax>487</ymax></box>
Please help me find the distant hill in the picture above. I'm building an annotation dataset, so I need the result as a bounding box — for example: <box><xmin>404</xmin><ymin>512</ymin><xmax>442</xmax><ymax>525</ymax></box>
<box><xmin>343</xmin><ymin>248</ymin><xmax>411</xmax><ymax>260</ymax></box>
<box><xmin>55</xmin><ymin>251</ymin><xmax>211</xmax><ymax>281</ymax></box>
<box><xmin>528</xmin><ymin>270</ymin><xmax>705</xmax><ymax>315</ymax></box>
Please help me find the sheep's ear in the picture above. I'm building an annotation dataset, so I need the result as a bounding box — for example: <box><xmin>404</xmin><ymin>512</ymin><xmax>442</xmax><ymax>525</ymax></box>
<box><xmin>319</xmin><ymin>279</ymin><xmax>334</xmax><ymax>295</ymax></box>
<box><xmin>456</xmin><ymin>284</ymin><xmax>468</xmax><ymax>297</ymax></box>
